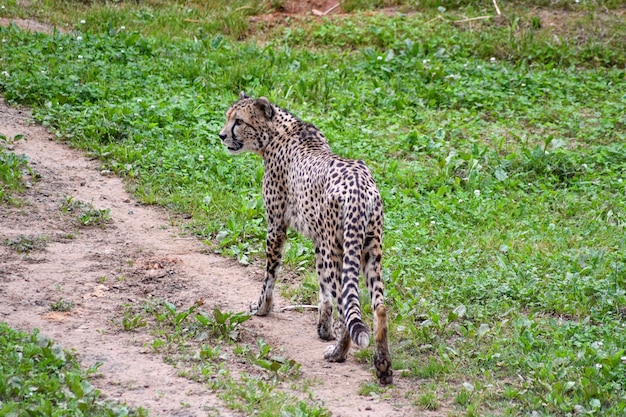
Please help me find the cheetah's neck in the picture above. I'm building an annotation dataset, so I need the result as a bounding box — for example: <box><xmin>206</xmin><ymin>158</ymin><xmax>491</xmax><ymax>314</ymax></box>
<box><xmin>272</xmin><ymin>107</ymin><xmax>305</xmax><ymax>137</ymax></box>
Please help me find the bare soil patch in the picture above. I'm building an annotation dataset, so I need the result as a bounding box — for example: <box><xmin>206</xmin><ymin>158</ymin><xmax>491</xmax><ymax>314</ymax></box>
<box><xmin>0</xmin><ymin>17</ymin><xmax>63</xmax><ymax>34</ymax></box>
<box><xmin>0</xmin><ymin>100</ymin><xmax>420</xmax><ymax>416</ymax></box>
<box><xmin>279</xmin><ymin>0</ymin><xmax>342</xmax><ymax>15</ymax></box>
<box><xmin>249</xmin><ymin>0</ymin><xmax>343</xmax><ymax>29</ymax></box>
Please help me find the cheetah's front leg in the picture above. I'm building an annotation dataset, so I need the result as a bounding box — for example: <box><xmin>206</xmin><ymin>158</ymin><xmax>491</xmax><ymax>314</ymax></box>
<box><xmin>252</xmin><ymin>227</ymin><xmax>287</xmax><ymax>316</ymax></box>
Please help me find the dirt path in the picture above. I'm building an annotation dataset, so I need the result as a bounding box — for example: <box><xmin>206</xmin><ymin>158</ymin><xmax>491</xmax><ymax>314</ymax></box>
<box><xmin>0</xmin><ymin>100</ymin><xmax>418</xmax><ymax>416</ymax></box>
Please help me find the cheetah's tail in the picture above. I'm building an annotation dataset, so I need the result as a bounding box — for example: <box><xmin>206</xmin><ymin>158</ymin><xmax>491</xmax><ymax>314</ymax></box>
<box><xmin>344</xmin><ymin>281</ymin><xmax>370</xmax><ymax>348</ymax></box>
<box><xmin>350</xmin><ymin>321</ymin><xmax>371</xmax><ymax>348</ymax></box>
<box><xmin>342</xmin><ymin>208</ymin><xmax>370</xmax><ymax>349</ymax></box>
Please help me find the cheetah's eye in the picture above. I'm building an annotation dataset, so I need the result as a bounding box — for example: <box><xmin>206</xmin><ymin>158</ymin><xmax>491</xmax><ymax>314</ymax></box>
<box><xmin>234</xmin><ymin>118</ymin><xmax>243</xmax><ymax>126</ymax></box>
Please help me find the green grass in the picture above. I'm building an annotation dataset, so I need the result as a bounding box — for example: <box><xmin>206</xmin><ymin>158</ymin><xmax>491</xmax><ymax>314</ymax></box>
<box><xmin>0</xmin><ymin>134</ymin><xmax>31</xmax><ymax>203</ymax></box>
<box><xmin>4</xmin><ymin>234</ymin><xmax>48</xmax><ymax>253</ymax></box>
<box><xmin>50</xmin><ymin>298</ymin><xmax>75</xmax><ymax>312</ymax></box>
<box><xmin>60</xmin><ymin>195</ymin><xmax>112</xmax><ymax>227</ymax></box>
<box><xmin>1</xmin><ymin>0</ymin><xmax>626</xmax><ymax>415</ymax></box>
<box><xmin>0</xmin><ymin>323</ymin><xmax>146</xmax><ymax>416</ymax></box>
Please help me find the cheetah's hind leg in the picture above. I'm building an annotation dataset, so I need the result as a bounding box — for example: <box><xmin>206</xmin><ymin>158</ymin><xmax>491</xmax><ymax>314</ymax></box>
<box><xmin>373</xmin><ymin>304</ymin><xmax>393</xmax><ymax>385</ymax></box>
<box><xmin>317</xmin><ymin>304</ymin><xmax>334</xmax><ymax>340</ymax></box>
<box><xmin>363</xmin><ymin>235</ymin><xmax>393</xmax><ymax>384</ymax></box>
<box><xmin>315</xmin><ymin>246</ymin><xmax>335</xmax><ymax>340</ymax></box>
<box><xmin>323</xmin><ymin>318</ymin><xmax>351</xmax><ymax>362</ymax></box>
<box><xmin>317</xmin><ymin>292</ymin><xmax>335</xmax><ymax>340</ymax></box>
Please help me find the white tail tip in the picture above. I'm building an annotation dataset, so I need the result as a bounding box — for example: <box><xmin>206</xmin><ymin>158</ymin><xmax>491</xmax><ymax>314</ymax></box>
<box><xmin>355</xmin><ymin>332</ymin><xmax>370</xmax><ymax>348</ymax></box>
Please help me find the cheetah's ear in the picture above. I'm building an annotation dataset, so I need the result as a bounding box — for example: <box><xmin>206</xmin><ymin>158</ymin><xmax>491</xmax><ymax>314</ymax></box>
<box><xmin>239</xmin><ymin>91</ymin><xmax>250</xmax><ymax>100</ymax></box>
<box><xmin>254</xmin><ymin>97</ymin><xmax>274</xmax><ymax>120</ymax></box>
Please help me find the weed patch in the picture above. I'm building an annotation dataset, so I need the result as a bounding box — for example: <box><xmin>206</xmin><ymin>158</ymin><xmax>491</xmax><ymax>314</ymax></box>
<box><xmin>5</xmin><ymin>234</ymin><xmax>48</xmax><ymax>253</ymax></box>
<box><xmin>60</xmin><ymin>195</ymin><xmax>111</xmax><ymax>227</ymax></box>
<box><xmin>0</xmin><ymin>323</ymin><xmax>146</xmax><ymax>416</ymax></box>
<box><xmin>50</xmin><ymin>298</ymin><xmax>75</xmax><ymax>312</ymax></box>
<box><xmin>0</xmin><ymin>134</ymin><xmax>32</xmax><ymax>202</ymax></box>
<box><xmin>116</xmin><ymin>298</ymin><xmax>329</xmax><ymax>415</ymax></box>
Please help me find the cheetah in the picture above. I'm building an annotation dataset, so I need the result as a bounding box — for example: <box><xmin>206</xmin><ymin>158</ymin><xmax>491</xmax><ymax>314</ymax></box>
<box><xmin>218</xmin><ymin>92</ymin><xmax>393</xmax><ymax>385</ymax></box>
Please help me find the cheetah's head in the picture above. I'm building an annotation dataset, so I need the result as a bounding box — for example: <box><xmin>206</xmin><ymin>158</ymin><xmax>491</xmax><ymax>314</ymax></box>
<box><xmin>218</xmin><ymin>92</ymin><xmax>275</xmax><ymax>156</ymax></box>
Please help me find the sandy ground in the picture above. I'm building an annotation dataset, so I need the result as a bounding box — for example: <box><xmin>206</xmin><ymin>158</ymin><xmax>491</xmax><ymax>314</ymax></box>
<box><xmin>0</xmin><ymin>99</ymin><xmax>424</xmax><ymax>416</ymax></box>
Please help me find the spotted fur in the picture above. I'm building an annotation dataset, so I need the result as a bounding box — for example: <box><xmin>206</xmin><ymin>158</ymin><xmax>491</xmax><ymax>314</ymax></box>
<box><xmin>219</xmin><ymin>92</ymin><xmax>393</xmax><ymax>384</ymax></box>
